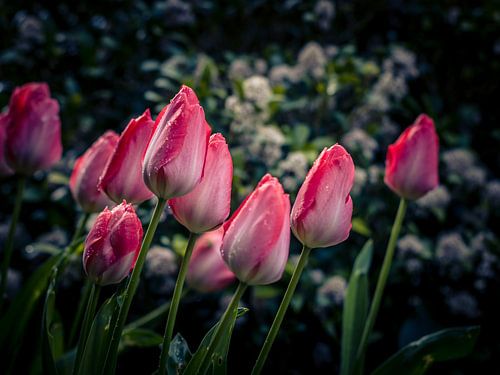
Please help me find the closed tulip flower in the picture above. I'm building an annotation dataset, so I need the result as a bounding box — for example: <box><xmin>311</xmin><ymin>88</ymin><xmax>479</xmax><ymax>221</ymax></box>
<box><xmin>169</xmin><ymin>133</ymin><xmax>232</xmax><ymax>233</ymax></box>
<box><xmin>0</xmin><ymin>113</ymin><xmax>13</xmax><ymax>176</ymax></box>
<box><xmin>186</xmin><ymin>228</ymin><xmax>235</xmax><ymax>292</ymax></box>
<box><xmin>221</xmin><ymin>174</ymin><xmax>290</xmax><ymax>285</ymax></box>
<box><xmin>83</xmin><ymin>201</ymin><xmax>143</xmax><ymax>286</ymax></box>
<box><xmin>291</xmin><ymin>144</ymin><xmax>355</xmax><ymax>249</ymax></box>
<box><xmin>69</xmin><ymin>131</ymin><xmax>119</xmax><ymax>213</ymax></box>
<box><xmin>3</xmin><ymin>82</ymin><xmax>62</xmax><ymax>174</ymax></box>
<box><xmin>142</xmin><ymin>85</ymin><xmax>211</xmax><ymax>199</ymax></box>
<box><xmin>384</xmin><ymin>114</ymin><xmax>439</xmax><ymax>200</ymax></box>
<box><xmin>99</xmin><ymin>109</ymin><xmax>155</xmax><ymax>204</ymax></box>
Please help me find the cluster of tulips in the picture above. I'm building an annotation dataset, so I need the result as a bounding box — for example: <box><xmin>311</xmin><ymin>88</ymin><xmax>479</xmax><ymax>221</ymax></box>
<box><xmin>2</xmin><ymin>81</ymin><xmax>466</xmax><ymax>375</ymax></box>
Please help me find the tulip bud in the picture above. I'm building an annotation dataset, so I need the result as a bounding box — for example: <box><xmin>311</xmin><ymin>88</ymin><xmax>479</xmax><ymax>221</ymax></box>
<box><xmin>99</xmin><ymin>109</ymin><xmax>155</xmax><ymax>204</ymax></box>
<box><xmin>291</xmin><ymin>144</ymin><xmax>355</xmax><ymax>249</ymax></box>
<box><xmin>186</xmin><ymin>228</ymin><xmax>235</xmax><ymax>292</ymax></box>
<box><xmin>384</xmin><ymin>114</ymin><xmax>439</xmax><ymax>200</ymax></box>
<box><xmin>169</xmin><ymin>133</ymin><xmax>232</xmax><ymax>233</ymax></box>
<box><xmin>142</xmin><ymin>85</ymin><xmax>211</xmax><ymax>199</ymax></box>
<box><xmin>3</xmin><ymin>83</ymin><xmax>62</xmax><ymax>174</ymax></box>
<box><xmin>83</xmin><ymin>201</ymin><xmax>143</xmax><ymax>286</ymax></box>
<box><xmin>0</xmin><ymin>113</ymin><xmax>14</xmax><ymax>177</ymax></box>
<box><xmin>221</xmin><ymin>174</ymin><xmax>290</xmax><ymax>285</ymax></box>
<box><xmin>69</xmin><ymin>131</ymin><xmax>119</xmax><ymax>213</ymax></box>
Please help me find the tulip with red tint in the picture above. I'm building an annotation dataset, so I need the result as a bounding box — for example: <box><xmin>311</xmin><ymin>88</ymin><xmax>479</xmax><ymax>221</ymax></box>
<box><xmin>186</xmin><ymin>228</ymin><xmax>235</xmax><ymax>292</ymax></box>
<box><xmin>3</xmin><ymin>83</ymin><xmax>62</xmax><ymax>174</ymax></box>
<box><xmin>221</xmin><ymin>174</ymin><xmax>290</xmax><ymax>285</ymax></box>
<box><xmin>169</xmin><ymin>133</ymin><xmax>232</xmax><ymax>233</ymax></box>
<box><xmin>0</xmin><ymin>113</ymin><xmax>13</xmax><ymax>176</ymax></box>
<box><xmin>99</xmin><ymin>110</ymin><xmax>155</xmax><ymax>204</ymax></box>
<box><xmin>384</xmin><ymin>114</ymin><xmax>439</xmax><ymax>200</ymax></box>
<box><xmin>142</xmin><ymin>85</ymin><xmax>211</xmax><ymax>199</ymax></box>
<box><xmin>83</xmin><ymin>201</ymin><xmax>143</xmax><ymax>286</ymax></box>
<box><xmin>291</xmin><ymin>144</ymin><xmax>354</xmax><ymax>249</ymax></box>
<box><xmin>69</xmin><ymin>131</ymin><xmax>119</xmax><ymax>213</ymax></box>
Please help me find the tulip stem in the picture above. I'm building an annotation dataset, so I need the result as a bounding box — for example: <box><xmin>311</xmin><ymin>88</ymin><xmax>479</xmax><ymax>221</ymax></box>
<box><xmin>73</xmin><ymin>282</ymin><xmax>101</xmax><ymax>375</ymax></box>
<box><xmin>198</xmin><ymin>281</ymin><xmax>247</xmax><ymax>374</ymax></box>
<box><xmin>356</xmin><ymin>198</ymin><xmax>407</xmax><ymax>366</ymax></box>
<box><xmin>0</xmin><ymin>176</ymin><xmax>26</xmax><ymax>312</ymax></box>
<box><xmin>68</xmin><ymin>278</ymin><xmax>93</xmax><ymax>347</ymax></box>
<box><xmin>158</xmin><ymin>232</ymin><xmax>199</xmax><ymax>375</ymax></box>
<box><xmin>252</xmin><ymin>245</ymin><xmax>312</xmax><ymax>375</ymax></box>
<box><xmin>63</xmin><ymin>212</ymin><xmax>92</xmax><ymax>347</ymax></box>
<box><xmin>103</xmin><ymin>197</ymin><xmax>167</xmax><ymax>375</ymax></box>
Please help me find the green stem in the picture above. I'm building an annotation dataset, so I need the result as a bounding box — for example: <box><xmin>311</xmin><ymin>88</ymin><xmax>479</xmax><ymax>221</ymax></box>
<box><xmin>198</xmin><ymin>282</ymin><xmax>247</xmax><ymax>374</ymax></box>
<box><xmin>69</xmin><ymin>279</ymin><xmax>93</xmax><ymax>347</ymax></box>
<box><xmin>356</xmin><ymin>198</ymin><xmax>407</xmax><ymax>363</ymax></box>
<box><xmin>0</xmin><ymin>176</ymin><xmax>26</xmax><ymax>312</ymax></box>
<box><xmin>251</xmin><ymin>245</ymin><xmax>312</xmax><ymax>375</ymax></box>
<box><xmin>73</xmin><ymin>283</ymin><xmax>101</xmax><ymax>375</ymax></box>
<box><xmin>103</xmin><ymin>198</ymin><xmax>167</xmax><ymax>375</ymax></box>
<box><xmin>158</xmin><ymin>232</ymin><xmax>199</xmax><ymax>375</ymax></box>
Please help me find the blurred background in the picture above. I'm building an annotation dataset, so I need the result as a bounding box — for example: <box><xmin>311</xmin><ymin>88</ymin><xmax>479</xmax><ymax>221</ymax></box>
<box><xmin>0</xmin><ymin>0</ymin><xmax>499</xmax><ymax>374</ymax></box>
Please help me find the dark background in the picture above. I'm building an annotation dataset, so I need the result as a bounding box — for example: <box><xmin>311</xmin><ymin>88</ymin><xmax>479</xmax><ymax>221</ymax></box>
<box><xmin>1</xmin><ymin>1</ymin><xmax>499</xmax><ymax>374</ymax></box>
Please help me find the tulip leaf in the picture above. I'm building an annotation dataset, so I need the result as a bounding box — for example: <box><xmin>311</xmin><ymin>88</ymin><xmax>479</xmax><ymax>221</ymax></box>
<box><xmin>340</xmin><ymin>240</ymin><xmax>373</xmax><ymax>375</ymax></box>
<box><xmin>372</xmin><ymin>326</ymin><xmax>480</xmax><ymax>375</ymax></box>
<box><xmin>167</xmin><ymin>334</ymin><xmax>192</xmax><ymax>375</ymax></box>
<box><xmin>0</xmin><ymin>253</ymin><xmax>63</xmax><ymax>371</ymax></box>
<box><xmin>55</xmin><ymin>349</ymin><xmax>76</xmax><ymax>375</ymax></box>
<box><xmin>119</xmin><ymin>328</ymin><xmax>163</xmax><ymax>351</ymax></box>
<box><xmin>42</xmin><ymin>270</ymin><xmax>65</xmax><ymax>375</ymax></box>
<box><xmin>78</xmin><ymin>293</ymin><xmax>120</xmax><ymax>375</ymax></box>
<box><xmin>182</xmin><ymin>307</ymin><xmax>248</xmax><ymax>375</ymax></box>
<box><xmin>351</xmin><ymin>217</ymin><xmax>372</xmax><ymax>237</ymax></box>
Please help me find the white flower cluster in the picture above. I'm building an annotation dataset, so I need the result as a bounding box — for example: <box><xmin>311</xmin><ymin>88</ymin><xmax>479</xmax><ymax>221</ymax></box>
<box><xmin>317</xmin><ymin>275</ymin><xmax>347</xmax><ymax>306</ymax></box>
<box><xmin>269</xmin><ymin>42</ymin><xmax>328</xmax><ymax>85</ymax></box>
<box><xmin>442</xmin><ymin>148</ymin><xmax>487</xmax><ymax>189</ymax></box>
<box><xmin>367</xmin><ymin>47</ymin><xmax>419</xmax><ymax>112</ymax></box>
<box><xmin>314</xmin><ymin>0</ymin><xmax>336</xmax><ymax>31</ymax></box>
<box><xmin>445</xmin><ymin>290</ymin><xmax>480</xmax><ymax>318</ymax></box>
<box><xmin>341</xmin><ymin>128</ymin><xmax>378</xmax><ymax>162</ymax></box>
<box><xmin>225</xmin><ymin>75</ymin><xmax>287</xmax><ymax>167</ymax></box>
<box><xmin>435</xmin><ymin>232</ymin><xmax>471</xmax><ymax>280</ymax></box>
<box><xmin>275</xmin><ymin>151</ymin><xmax>310</xmax><ymax>192</ymax></box>
<box><xmin>247</xmin><ymin>125</ymin><xmax>286</xmax><ymax>167</ymax></box>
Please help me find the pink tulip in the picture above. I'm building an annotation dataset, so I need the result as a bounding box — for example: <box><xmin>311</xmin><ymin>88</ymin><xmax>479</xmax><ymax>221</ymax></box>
<box><xmin>142</xmin><ymin>85</ymin><xmax>211</xmax><ymax>199</ymax></box>
<box><xmin>99</xmin><ymin>109</ymin><xmax>155</xmax><ymax>204</ymax></box>
<box><xmin>3</xmin><ymin>82</ymin><xmax>62</xmax><ymax>174</ymax></box>
<box><xmin>291</xmin><ymin>144</ymin><xmax>354</xmax><ymax>249</ymax></box>
<box><xmin>169</xmin><ymin>133</ymin><xmax>232</xmax><ymax>233</ymax></box>
<box><xmin>69</xmin><ymin>131</ymin><xmax>119</xmax><ymax>213</ymax></box>
<box><xmin>221</xmin><ymin>174</ymin><xmax>290</xmax><ymax>285</ymax></box>
<box><xmin>186</xmin><ymin>228</ymin><xmax>235</xmax><ymax>292</ymax></box>
<box><xmin>83</xmin><ymin>201</ymin><xmax>143</xmax><ymax>286</ymax></box>
<box><xmin>0</xmin><ymin>113</ymin><xmax>13</xmax><ymax>177</ymax></box>
<box><xmin>384</xmin><ymin>114</ymin><xmax>439</xmax><ymax>200</ymax></box>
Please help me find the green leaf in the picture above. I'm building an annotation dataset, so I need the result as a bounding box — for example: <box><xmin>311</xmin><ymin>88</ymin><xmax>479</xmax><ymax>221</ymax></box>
<box><xmin>340</xmin><ymin>240</ymin><xmax>373</xmax><ymax>375</ymax></box>
<box><xmin>0</xmin><ymin>253</ymin><xmax>63</xmax><ymax>370</ymax></box>
<box><xmin>119</xmin><ymin>328</ymin><xmax>163</xmax><ymax>351</ymax></box>
<box><xmin>372</xmin><ymin>326</ymin><xmax>480</xmax><ymax>375</ymax></box>
<box><xmin>78</xmin><ymin>294</ymin><xmax>120</xmax><ymax>375</ymax></box>
<box><xmin>55</xmin><ymin>349</ymin><xmax>76</xmax><ymax>375</ymax></box>
<box><xmin>167</xmin><ymin>334</ymin><xmax>192</xmax><ymax>375</ymax></box>
<box><xmin>352</xmin><ymin>217</ymin><xmax>372</xmax><ymax>237</ymax></box>
<box><xmin>42</xmin><ymin>271</ymin><xmax>65</xmax><ymax>375</ymax></box>
<box><xmin>183</xmin><ymin>307</ymin><xmax>248</xmax><ymax>375</ymax></box>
